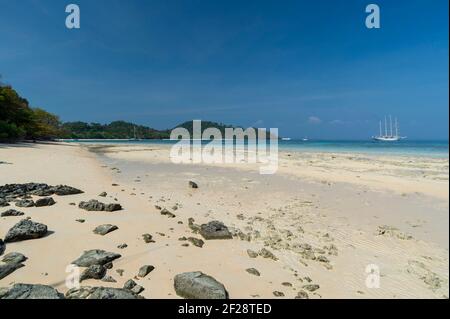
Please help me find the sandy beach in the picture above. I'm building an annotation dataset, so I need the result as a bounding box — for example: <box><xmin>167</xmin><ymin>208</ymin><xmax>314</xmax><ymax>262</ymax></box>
<box><xmin>0</xmin><ymin>142</ymin><xmax>448</xmax><ymax>299</ymax></box>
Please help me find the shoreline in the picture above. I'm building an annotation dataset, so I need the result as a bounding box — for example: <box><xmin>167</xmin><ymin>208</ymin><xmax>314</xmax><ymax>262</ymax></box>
<box><xmin>1</xmin><ymin>142</ymin><xmax>449</xmax><ymax>299</ymax></box>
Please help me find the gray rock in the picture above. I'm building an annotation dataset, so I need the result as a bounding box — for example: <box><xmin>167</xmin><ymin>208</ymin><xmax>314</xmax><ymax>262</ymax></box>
<box><xmin>0</xmin><ymin>262</ymin><xmax>24</xmax><ymax>280</ymax></box>
<box><xmin>247</xmin><ymin>249</ymin><xmax>258</xmax><ymax>258</ymax></box>
<box><xmin>65</xmin><ymin>286</ymin><xmax>142</xmax><ymax>299</ymax></box>
<box><xmin>246</xmin><ymin>268</ymin><xmax>260</xmax><ymax>276</ymax></box>
<box><xmin>117</xmin><ymin>243</ymin><xmax>128</xmax><ymax>249</ymax></box>
<box><xmin>123</xmin><ymin>279</ymin><xmax>137</xmax><ymax>290</ymax></box>
<box><xmin>75</xmin><ymin>219</ymin><xmax>85</xmax><ymax>223</ymax></box>
<box><xmin>160</xmin><ymin>208</ymin><xmax>176</xmax><ymax>218</ymax></box>
<box><xmin>0</xmin><ymin>239</ymin><xmax>4</xmax><ymax>256</ymax></box>
<box><xmin>303</xmin><ymin>284</ymin><xmax>320</xmax><ymax>292</ymax></box>
<box><xmin>98</xmin><ymin>192</ymin><xmax>107</xmax><ymax>197</ymax></box>
<box><xmin>1</xmin><ymin>209</ymin><xmax>25</xmax><ymax>217</ymax></box>
<box><xmin>131</xmin><ymin>284</ymin><xmax>144</xmax><ymax>294</ymax></box>
<box><xmin>72</xmin><ymin>249</ymin><xmax>121</xmax><ymax>267</ymax></box>
<box><xmin>4</xmin><ymin>219</ymin><xmax>48</xmax><ymax>243</ymax></box>
<box><xmin>174</xmin><ymin>271</ymin><xmax>229</xmax><ymax>299</ymax></box>
<box><xmin>273</xmin><ymin>291</ymin><xmax>285</xmax><ymax>297</ymax></box>
<box><xmin>0</xmin><ymin>199</ymin><xmax>10</xmax><ymax>207</ymax></box>
<box><xmin>35</xmin><ymin>197</ymin><xmax>56</xmax><ymax>207</ymax></box>
<box><xmin>188</xmin><ymin>237</ymin><xmax>204</xmax><ymax>248</ymax></box>
<box><xmin>2</xmin><ymin>252</ymin><xmax>27</xmax><ymax>264</ymax></box>
<box><xmin>80</xmin><ymin>265</ymin><xmax>107</xmax><ymax>282</ymax></box>
<box><xmin>295</xmin><ymin>290</ymin><xmax>309</xmax><ymax>299</ymax></box>
<box><xmin>51</xmin><ymin>185</ymin><xmax>83</xmax><ymax>196</ymax></box>
<box><xmin>188</xmin><ymin>181</ymin><xmax>199</xmax><ymax>189</ymax></box>
<box><xmin>15</xmin><ymin>199</ymin><xmax>35</xmax><ymax>208</ymax></box>
<box><xmin>259</xmin><ymin>248</ymin><xmax>278</xmax><ymax>261</ymax></box>
<box><xmin>199</xmin><ymin>221</ymin><xmax>233</xmax><ymax>240</ymax></box>
<box><xmin>0</xmin><ymin>283</ymin><xmax>64</xmax><ymax>299</ymax></box>
<box><xmin>93</xmin><ymin>224</ymin><xmax>118</xmax><ymax>236</ymax></box>
<box><xmin>78</xmin><ymin>199</ymin><xmax>122</xmax><ymax>212</ymax></box>
<box><xmin>138</xmin><ymin>265</ymin><xmax>155</xmax><ymax>278</ymax></box>
<box><xmin>142</xmin><ymin>233</ymin><xmax>154</xmax><ymax>243</ymax></box>
<box><xmin>101</xmin><ymin>275</ymin><xmax>117</xmax><ymax>283</ymax></box>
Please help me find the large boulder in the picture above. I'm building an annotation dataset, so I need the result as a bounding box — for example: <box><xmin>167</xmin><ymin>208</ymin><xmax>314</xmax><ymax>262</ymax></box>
<box><xmin>174</xmin><ymin>271</ymin><xmax>229</xmax><ymax>299</ymax></box>
<box><xmin>72</xmin><ymin>249</ymin><xmax>121</xmax><ymax>267</ymax></box>
<box><xmin>199</xmin><ymin>221</ymin><xmax>233</xmax><ymax>240</ymax></box>
<box><xmin>65</xmin><ymin>286</ymin><xmax>143</xmax><ymax>299</ymax></box>
<box><xmin>0</xmin><ymin>283</ymin><xmax>64</xmax><ymax>299</ymax></box>
<box><xmin>79</xmin><ymin>200</ymin><xmax>122</xmax><ymax>212</ymax></box>
<box><xmin>0</xmin><ymin>262</ymin><xmax>24</xmax><ymax>280</ymax></box>
<box><xmin>4</xmin><ymin>219</ymin><xmax>48</xmax><ymax>243</ymax></box>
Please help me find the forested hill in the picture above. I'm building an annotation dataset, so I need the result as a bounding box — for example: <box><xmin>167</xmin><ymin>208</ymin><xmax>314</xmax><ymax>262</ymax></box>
<box><xmin>61</xmin><ymin>121</ymin><xmax>170</xmax><ymax>139</ymax></box>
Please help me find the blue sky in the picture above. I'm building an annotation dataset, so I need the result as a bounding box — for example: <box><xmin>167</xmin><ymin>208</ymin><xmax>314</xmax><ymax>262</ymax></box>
<box><xmin>0</xmin><ymin>0</ymin><xmax>448</xmax><ymax>139</ymax></box>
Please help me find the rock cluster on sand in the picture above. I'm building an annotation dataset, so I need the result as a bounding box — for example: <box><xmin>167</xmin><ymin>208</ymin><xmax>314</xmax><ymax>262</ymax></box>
<box><xmin>78</xmin><ymin>199</ymin><xmax>122</xmax><ymax>212</ymax></box>
<box><xmin>0</xmin><ymin>284</ymin><xmax>64</xmax><ymax>299</ymax></box>
<box><xmin>65</xmin><ymin>286</ymin><xmax>143</xmax><ymax>299</ymax></box>
<box><xmin>0</xmin><ymin>183</ymin><xmax>83</xmax><ymax>202</ymax></box>
<box><xmin>4</xmin><ymin>219</ymin><xmax>48</xmax><ymax>243</ymax></box>
<box><xmin>93</xmin><ymin>224</ymin><xmax>118</xmax><ymax>236</ymax></box>
<box><xmin>199</xmin><ymin>221</ymin><xmax>233</xmax><ymax>240</ymax></box>
<box><xmin>72</xmin><ymin>249</ymin><xmax>121</xmax><ymax>267</ymax></box>
<box><xmin>1</xmin><ymin>209</ymin><xmax>25</xmax><ymax>217</ymax></box>
<box><xmin>174</xmin><ymin>271</ymin><xmax>228</xmax><ymax>299</ymax></box>
<box><xmin>123</xmin><ymin>279</ymin><xmax>145</xmax><ymax>294</ymax></box>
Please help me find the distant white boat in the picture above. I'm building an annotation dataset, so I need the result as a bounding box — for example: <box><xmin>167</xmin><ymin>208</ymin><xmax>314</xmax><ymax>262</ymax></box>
<box><xmin>302</xmin><ymin>137</ymin><xmax>309</xmax><ymax>142</ymax></box>
<box><xmin>372</xmin><ymin>116</ymin><xmax>406</xmax><ymax>142</ymax></box>
<box><xmin>281</xmin><ymin>137</ymin><xmax>292</xmax><ymax>141</ymax></box>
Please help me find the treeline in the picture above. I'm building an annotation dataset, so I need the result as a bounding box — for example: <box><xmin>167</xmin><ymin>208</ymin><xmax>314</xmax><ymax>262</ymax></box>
<box><xmin>61</xmin><ymin>121</ymin><xmax>170</xmax><ymax>139</ymax></box>
<box><xmin>0</xmin><ymin>81</ymin><xmax>170</xmax><ymax>141</ymax></box>
<box><xmin>0</xmin><ymin>83</ymin><xmax>62</xmax><ymax>141</ymax></box>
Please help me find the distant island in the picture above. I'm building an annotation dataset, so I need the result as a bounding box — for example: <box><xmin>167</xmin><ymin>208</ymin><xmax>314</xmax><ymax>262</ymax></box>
<box><xmin>1</xmin><ymin>82</ymin><xmax>275</xmax><ymax>142</ymax></box>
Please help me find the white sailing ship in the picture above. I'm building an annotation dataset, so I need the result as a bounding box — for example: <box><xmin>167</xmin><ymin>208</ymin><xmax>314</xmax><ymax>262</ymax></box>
<box><xmin>372</xmin><ymin>115</ymin><xmax>406</xmax><ymax>142</ymax></box>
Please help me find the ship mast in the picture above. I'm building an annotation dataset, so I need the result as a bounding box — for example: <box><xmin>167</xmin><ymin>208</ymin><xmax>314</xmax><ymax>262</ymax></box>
<box><xmin>379</xmin><ymin>120</ymin><xmax>382</xmax><ymax>136</ymax></box>
<box><xmin>389</xmin><ymin>115</ymin><xmax>393</xmax><ymax>137</ymax></box>
<box><xmin>384</xmin><ymin>116</ymin><xmax>388</xmax><ymax>136</ymax></box>
<box><xmin>395</xmin><ymin>118</ymin><xmax>398</xmax><ymax>137</ymax></box>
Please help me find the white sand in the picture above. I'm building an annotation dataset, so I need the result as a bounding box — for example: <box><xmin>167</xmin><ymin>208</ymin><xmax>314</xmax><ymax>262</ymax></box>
<box><xmin>0</xmin><ymin>142</ymin><xmax>448</xmax><ymax>298</ymax></box>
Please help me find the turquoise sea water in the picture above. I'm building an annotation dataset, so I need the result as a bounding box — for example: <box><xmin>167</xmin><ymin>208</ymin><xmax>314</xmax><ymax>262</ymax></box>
<box><xmin>64</xmin><ymin>139</ymin><xmax>449</xmax><ymax>158</ymax></box>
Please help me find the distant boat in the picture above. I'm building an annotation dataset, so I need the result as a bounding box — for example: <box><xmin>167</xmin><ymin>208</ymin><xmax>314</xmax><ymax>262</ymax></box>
<box><xmin>131</xmin><ymin>126</ymin><xmax>142</xmax><ymax>141</ymax></box>
<box><xmin>281</xmin><ymin>137</ymin><xmax>292</xmax><ymax>141</ymax></box>
<box><xmin>372</xmin><ymin>116</ymin><xmax>406</xmax><ymax>142</ymax></box>
<box><xmin>302</xmin><ymin>137</ymin><xmax>309</xmax><ymax>142</ymax></box>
